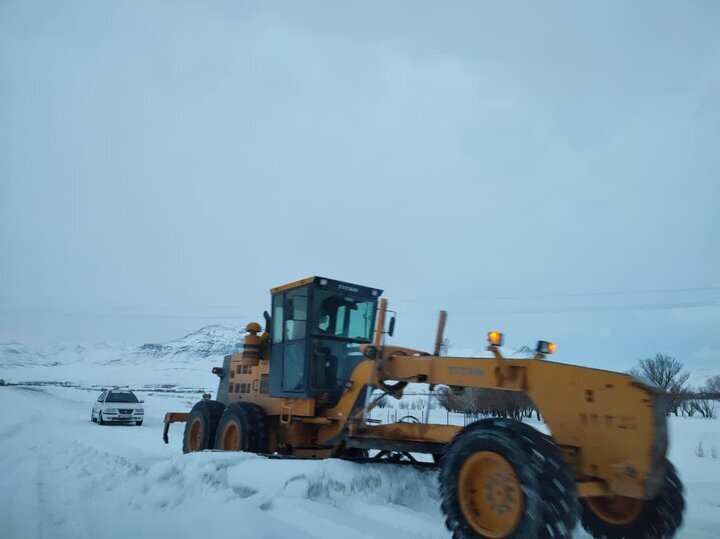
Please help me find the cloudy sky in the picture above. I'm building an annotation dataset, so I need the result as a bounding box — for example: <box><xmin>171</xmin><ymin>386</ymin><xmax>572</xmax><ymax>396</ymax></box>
<box><xmin>1</xmin><ymin>1</ymin><xmax>719</xmax><ymax>372</ymax></box>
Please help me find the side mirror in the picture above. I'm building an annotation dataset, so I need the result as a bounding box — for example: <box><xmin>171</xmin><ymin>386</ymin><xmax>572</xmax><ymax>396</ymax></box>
<box><xmin>139</xmin><ymin>399</ymin><xmax>145</xmax><ymax>403</ymax></box>
<box><xmin>263</xmin><ymin>310</ymin><xmax>272</xmax><ymax>333</ymax></box>
<box><xmin>388</xmin><ymin>316</ymin><xmax>396</xmax><ymax>337</ymax></box>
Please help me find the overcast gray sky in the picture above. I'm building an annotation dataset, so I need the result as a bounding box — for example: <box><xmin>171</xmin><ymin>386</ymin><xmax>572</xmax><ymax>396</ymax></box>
<box><xmin>1</xmin><ymin>1</ymin><xmax>719</xmax><ymax>372</ymax></box>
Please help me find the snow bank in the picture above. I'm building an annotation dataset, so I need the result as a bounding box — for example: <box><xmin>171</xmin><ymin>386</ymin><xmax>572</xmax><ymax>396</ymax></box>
<box><xmin>0</xmin><ymin>386</ymin><xmax>447</xmax><ymax>539</ymax></box>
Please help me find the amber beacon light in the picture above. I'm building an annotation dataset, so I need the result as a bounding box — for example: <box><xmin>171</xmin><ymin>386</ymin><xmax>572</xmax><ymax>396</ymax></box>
<box><xmin>536</xmin><ymin>341</ymin><xmax>557</xmax><ymax>355</ymax></box>
<box><xmin>487</xmin><ymin>331</ymin><xmax>504</xmax><ymax>346</ymax></box>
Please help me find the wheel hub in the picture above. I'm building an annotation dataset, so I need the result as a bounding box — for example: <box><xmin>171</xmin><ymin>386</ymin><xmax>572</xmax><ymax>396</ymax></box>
<box><xmin>484</xmin><ymin>472</ymin><xmax>517</xmax><ymax>515</ymax></box>
<box><xmin>188</xmin><ymin>418</ymin><xmax>202</xmax><ymax>452</ymax></box>
<box><xmin>458</xmin><ymin>451</ymin><xmax>523</xmax><ymax>538</ymax></box>
<box><xmin>221</xmin><ymin>422</ymin><xmax>241</xmax><ymax>450</ymax></box>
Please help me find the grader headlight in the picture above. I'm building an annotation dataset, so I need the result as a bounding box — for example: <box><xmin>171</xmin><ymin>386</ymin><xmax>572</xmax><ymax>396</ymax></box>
<box><xmin>487</xmin><ymin>331</ymin><xmax>504</xmax><ymax>346</ymax></box>
<box><xmin>536</xmin><ymin>341</ymin><xmax>557</xmax><ymax>355</ymax></box>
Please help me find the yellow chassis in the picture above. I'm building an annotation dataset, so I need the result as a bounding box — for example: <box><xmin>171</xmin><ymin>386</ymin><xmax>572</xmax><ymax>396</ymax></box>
<box><xmin>164</xmin><ymin>299</ymin><xmax>668</xmax><ymax>501</ymax></box>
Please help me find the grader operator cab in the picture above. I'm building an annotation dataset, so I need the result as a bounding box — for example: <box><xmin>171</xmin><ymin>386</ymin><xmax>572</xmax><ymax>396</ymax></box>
<box><xmin>164</xmin><ymin>277</ymin><xmax>685</xmax><ymax>539</ymax></box>
<box><xmin>266</xmin><ymin>277</ymin><xmax>381</xmax><ymax>405</ymax></box>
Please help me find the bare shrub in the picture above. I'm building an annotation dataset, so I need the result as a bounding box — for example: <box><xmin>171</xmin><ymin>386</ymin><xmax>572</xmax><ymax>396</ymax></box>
<box><xmin>436</xmin><ymin>386</ymin><xmax>537</xmax><ymax>421</ymax></box>
<box><xmin>681</xmin><ymin>400</ymin><xmax>696</xmax><ymax>417</ymax></box>
<box><xmin>690</xmin><ymin>398</ymin><xmax>716</xmax><ymax>418</ymax></box>
<box><xmin>629</xmin><ymin>354</ymin><xmax>689</xmax><ymax>415</ymax></box>
<box><xmin>706</xmin><ymin>375</ymin><xmax>720</xmax><ymax>395</ymax></box>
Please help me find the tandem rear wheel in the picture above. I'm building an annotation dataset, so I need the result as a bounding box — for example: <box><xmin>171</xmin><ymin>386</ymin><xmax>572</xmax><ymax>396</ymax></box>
<box><xmin>182</xmin><ymin>400</ymin><xmax>225</xmax><ymax>453</ymax></box>
<box><xmin>214</xmin><ymin>402</ymin><xmax>269</xmax><ymax>453</ymax></box>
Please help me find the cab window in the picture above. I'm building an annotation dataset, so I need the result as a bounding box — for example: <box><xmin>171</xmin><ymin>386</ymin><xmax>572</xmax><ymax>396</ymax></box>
<box><xmin>312</xmin><ymin>291</ymin><xmax>375</xmax><ymax>342</ymax></box>
<box><xmin>283</xmin><ymin>289</ymin><xmax>308</xmax><ymax>342</ymax></box>
<box><xmin>272</xmin><ymin>295</ymin><xmax>284</xmax><ymax>344</ymax></box>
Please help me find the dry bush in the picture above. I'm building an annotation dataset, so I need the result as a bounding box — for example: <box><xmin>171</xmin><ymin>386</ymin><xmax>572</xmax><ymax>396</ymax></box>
<box><xmin>629</xmin><ymin>354</ymin><xmax>689</xmax><ymax>415</ymax></box>
<box><xmin>436</xmin><ymin>386</ymin><xmax>538</xmax><ymax>421</ymax></box>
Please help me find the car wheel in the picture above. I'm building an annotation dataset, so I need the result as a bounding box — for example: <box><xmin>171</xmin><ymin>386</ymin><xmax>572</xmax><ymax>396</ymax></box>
<box><xmin>136</xmin><ymin>420</ymin><xmax>143</xmax><ymax>426</ymax></box>
<box><xmin>98</xmin><ymin>412</ymin><xmax>105</xmax><ymax>425</ymax></box>
<box><xmin>91</xmin><ymin>410</ymin><xmax>96</xmax><ymax>423</ymax></box>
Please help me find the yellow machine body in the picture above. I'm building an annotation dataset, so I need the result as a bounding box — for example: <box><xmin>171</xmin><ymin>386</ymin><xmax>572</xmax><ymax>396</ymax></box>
<box><xmin>164</xmin><ymin>277</ymin><xmax>669</xmax><ymax>502</ymax></box>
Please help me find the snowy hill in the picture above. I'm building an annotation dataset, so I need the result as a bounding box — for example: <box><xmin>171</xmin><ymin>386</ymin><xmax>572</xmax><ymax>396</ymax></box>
<box><xmin>2</xmin><ymin>326</ymin><xmax>717</xmax><ymax>394</ymax></box>
<box><xmin>0</xmin><ymin>325</ymin><xmax>247</xmax><ymax>388</ymax></box>
<box><xmin>0</xmin><ymin>342</ymin><xmax>58</xmax><ymax>367</ymax></box>
<box><xmin>0</xmin><ymin>325</ymin><xmax>246</xmax><ymax>367</ymax></box>
<box><xmin>135</xmin><ymin>325</ymin><xmax>246</xmax><ymax>360</ymax></box>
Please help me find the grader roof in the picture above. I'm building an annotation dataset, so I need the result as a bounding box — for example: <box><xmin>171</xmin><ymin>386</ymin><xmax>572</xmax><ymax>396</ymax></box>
<box><xmin>270</xmin><ymin>276</ymin><xmax>383</xmax><ymax>298</ymax></box>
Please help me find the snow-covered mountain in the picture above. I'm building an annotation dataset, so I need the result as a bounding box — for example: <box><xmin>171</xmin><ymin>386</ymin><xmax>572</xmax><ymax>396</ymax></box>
<box><xmin>0</xmin><ymin>325</ymin><xmax>247</xmax><ymax>368</ymax></box>
<box><xmin>2</xmin><ymin>325</ymin><xmax>717</xmax><ymax>392</ymax></box>
<box><xmin>0</xmin><ymin>342</ymin><xmax>58</xmax><ymax>367</ymax></box>
<box><xmin>0</xmin><ymin>325</ymin><xmax>247</xmax><ymax>388</ymax></box>
<box><xmin>135</xmin><ymin>325</ymin><xmax>246</xmax><ymax>360</ymax></box>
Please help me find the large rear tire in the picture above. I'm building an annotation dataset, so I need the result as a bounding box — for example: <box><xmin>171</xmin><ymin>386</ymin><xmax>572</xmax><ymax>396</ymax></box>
<box><xmin>440</xmin><ymin>418</ymin><xmax>578</xmax><ymax>538</ymax></box>
<box><xmin>580</xmin><ymin>459</ymin><xmax>684</xmax><ymax>538</ymax></box>
<box><xmin>214</xmin><ymin>402</ymin><xmax>269</xmax><ymax>453</ymax></box>
<box><xmin>182</xmin><ymin>400</ymin><xmax>225</xmax><ymax>453</ymax></box>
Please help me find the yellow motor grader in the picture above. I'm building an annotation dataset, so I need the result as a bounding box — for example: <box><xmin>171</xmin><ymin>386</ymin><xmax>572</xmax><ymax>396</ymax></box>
<box><xmin>164</xmin><ymin>276</ymin><xmax>684</xmax><ymax>538</ymax></box>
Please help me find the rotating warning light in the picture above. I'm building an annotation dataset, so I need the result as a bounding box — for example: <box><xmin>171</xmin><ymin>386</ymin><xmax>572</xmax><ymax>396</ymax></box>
<box><xmin>536</xmin><ymin>341</ymin><xmax>557</xmax><ymax>355</ymax></box>
<box><xmin>487</xmin><ymin>331</ymin><xmax>504</xmax><ymax>346</ymax></box>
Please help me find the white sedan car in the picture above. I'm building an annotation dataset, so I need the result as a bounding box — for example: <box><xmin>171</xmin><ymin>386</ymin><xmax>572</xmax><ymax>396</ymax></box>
<box><xmin>91</xmin><ymin>389</ymin><xmax>144</xmax><ymax>426</ymax></box>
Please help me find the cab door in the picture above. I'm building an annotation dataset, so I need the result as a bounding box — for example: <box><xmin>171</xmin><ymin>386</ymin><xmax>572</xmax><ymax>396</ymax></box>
<box><xmin>269</xmin><ymin>287</ymin><xmax>311</xmax><ymax>397</ymax></box>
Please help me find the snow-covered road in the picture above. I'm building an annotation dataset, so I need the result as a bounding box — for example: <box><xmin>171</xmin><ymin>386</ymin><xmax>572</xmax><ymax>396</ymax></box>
<box><xmin>0</xmin><ymin>386</ymin><xmax>447</xmax><ymax>539</ymax></box>
<box><xmin>1</xmin><ymin>385</ymin><xmax>718</xmax><ymax>538</ymax></box>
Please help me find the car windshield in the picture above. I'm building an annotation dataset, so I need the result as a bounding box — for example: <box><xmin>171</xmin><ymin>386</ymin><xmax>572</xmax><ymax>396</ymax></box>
<box><xmin>105</xmin><ymin>392</ymin><xmax>138</xmax><ymax>403</ymax></box>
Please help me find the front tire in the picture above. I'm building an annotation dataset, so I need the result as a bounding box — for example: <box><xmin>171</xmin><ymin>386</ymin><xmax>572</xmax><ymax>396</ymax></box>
<box><xmin>135</xmin><ymin>420</ymin><xmax>143</xmax><ymax>426</ymax></box>
<box><xmin>214</xmin><ymin>402</ymin><xmax>268</xmax><ymax>453</ymax></box>
<box><xmin>440</xmin><ymin>418</ymin><xmax>578</xmax><ymax>538</ymax></box>
<box><xmin>98</xmin><ymin>412</ymin><xmax>105</xmax><ymax>425</ymax></box>
<box><xmin>182</xmin><ymin>400</ymin><xmax>225</xmax><ymax>453</ymax></box>
<box><xmin>580</xmin><ymin>459</ymin><xmax>684</xmax><ymax>538</ymax></box>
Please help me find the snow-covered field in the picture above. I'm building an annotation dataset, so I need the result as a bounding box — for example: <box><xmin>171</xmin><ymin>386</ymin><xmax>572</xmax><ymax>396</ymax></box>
<box><xmin>1</xmin><ymin>384</ymin><xmax>718</xmax><ymax>538</ymax></box>
<box><xmin>1</xmin><ymin>328</ymin><xmax>719</xmax><ymax>538</ymax></box>
<box><xmin>0</xmin><ymin>385</ymin><xmax>447</xmax><ymax>539</ymax></box>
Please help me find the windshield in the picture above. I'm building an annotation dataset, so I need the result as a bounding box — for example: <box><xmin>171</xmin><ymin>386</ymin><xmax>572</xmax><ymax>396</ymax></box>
<box><xmin>105</xmin><ymin>392</ymin><xmax>139</xmax><ymax>403</ymax></box>
<box><xmin>312</xmin><ymin>290</ymin><xmax>376</xmax><ymax>342</ymax></box>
